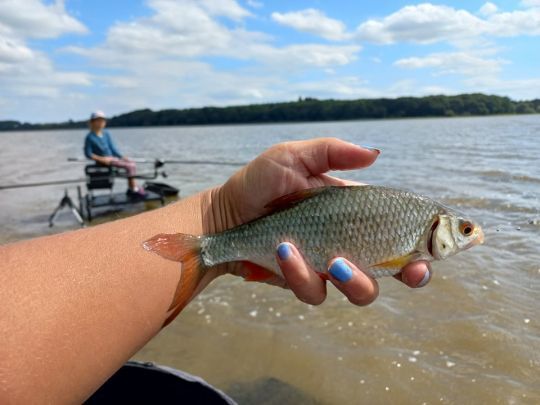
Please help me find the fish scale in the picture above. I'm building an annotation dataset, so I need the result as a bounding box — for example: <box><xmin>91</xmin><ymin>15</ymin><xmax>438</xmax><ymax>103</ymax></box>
<box><xmin>201</xmin><ymin>186</ymin><xmax>445</xmax><ymax>278</ymax></box>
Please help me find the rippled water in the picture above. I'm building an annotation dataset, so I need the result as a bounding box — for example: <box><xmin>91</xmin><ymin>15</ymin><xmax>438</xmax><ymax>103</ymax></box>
<box><xmin>1</xmin><ymin>115</ymin><xmax>539</xmax><ymax>404</ymax></box>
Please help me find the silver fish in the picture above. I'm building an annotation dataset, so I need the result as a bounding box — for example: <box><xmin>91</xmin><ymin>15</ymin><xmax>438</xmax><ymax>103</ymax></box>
<box><xmin>144</xmin><ymin>185</ymin><xmax>484</xmax><ymax>324</ymax></box>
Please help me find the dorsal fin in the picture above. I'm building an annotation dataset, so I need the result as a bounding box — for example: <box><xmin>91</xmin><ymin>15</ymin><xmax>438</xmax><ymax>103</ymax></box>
<box><xmin>264</xmin><ymin>186</ymin><xmax>330</xmax><ymax>213</ymax></box>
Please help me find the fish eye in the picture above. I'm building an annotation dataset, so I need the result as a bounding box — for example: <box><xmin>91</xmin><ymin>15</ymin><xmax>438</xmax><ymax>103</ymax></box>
<box><xmin>460</xmin><ymin>221</ymin><xmax>474</xmax><ymax>236</ymax></box>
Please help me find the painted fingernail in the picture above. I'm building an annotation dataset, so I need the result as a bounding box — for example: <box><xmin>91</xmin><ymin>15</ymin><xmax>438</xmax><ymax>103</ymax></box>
<box><xmin>416</xmin><ymin>269</ymin><xmax>431</xmax><ymax>288</ymax></box>
<box><xmin>329</xmin><ymin>259</ymin><xmax>353</xmax><ymax>282</ymax></box>
<box><xmin>277</xmin><ymin>243</ymin><xmax>292</xmax><ymax>261</ymax></box>
<box><xmin>362</xmin><ymin>145</ymin><xmax>381</xmax><ymax>155</ymax></box>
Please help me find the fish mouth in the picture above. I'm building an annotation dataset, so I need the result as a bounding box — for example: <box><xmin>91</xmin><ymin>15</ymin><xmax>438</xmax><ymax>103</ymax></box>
<box><xmin>466</xmin><ymin>227</ymin><xmax>485</xmax><ymax>249</ymax></box>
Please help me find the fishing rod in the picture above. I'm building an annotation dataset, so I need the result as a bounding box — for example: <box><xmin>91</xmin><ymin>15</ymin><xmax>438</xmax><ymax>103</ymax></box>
<box><xmin>68</xmin><ymin>157</ymin><xmax>247</xmax><ymax>166</ymax></box>
<box><xmin>0</xmin><ymin>159</ymin><xmax>160</xmax><ymax>190</ymax></box>
<box><xmin>0</xmin><ymin>168</ymin><xmax>163</xmax><ymax>190</ymax></box>
<box><xmin>0</xmin><ymin>178</ymin><xmax>86</xmax><ymax>190</ymax></box>
<box><xmin>157</xmin><ymin>159</ymin><xmax>245</xmax><ymax>166</ymax></box>
<box><xmin>0</xmin><ymin>157</ymin><xmax>246</xmax><ymax>190</ymax></box>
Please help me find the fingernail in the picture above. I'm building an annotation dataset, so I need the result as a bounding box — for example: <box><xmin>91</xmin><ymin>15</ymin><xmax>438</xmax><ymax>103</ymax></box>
<box><xmin>329</xmin><ymin>259</ymin><xmax>353</xmax><ymax>282</ymax></box>
<box><xmin>416</xmin><ymin>269</ymin><xmax>431</xmax><ymax>288</ymax></box>
<box><xmin>277</xmin><ymin>243</ymin><xmax>292</xmax><ymax>261</ymax></box>
<box><xmin>361</xmin><ymin>145</ymin><xmax>381</xmax><ymax>155</ymax></box>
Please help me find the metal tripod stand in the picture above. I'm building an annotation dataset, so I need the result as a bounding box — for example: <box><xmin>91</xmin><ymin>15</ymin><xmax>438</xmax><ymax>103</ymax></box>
<box><xmin>48</xmin><ymin>189</ymin><xmax>85</xmax><ymax>227</ymax></box>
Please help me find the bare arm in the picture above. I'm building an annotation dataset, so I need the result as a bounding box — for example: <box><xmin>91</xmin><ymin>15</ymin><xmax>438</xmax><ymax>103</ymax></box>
<box><xmin>0</xmin><ymin>191</ymin><xmax>214</xmax><ymax>403</ymax></box>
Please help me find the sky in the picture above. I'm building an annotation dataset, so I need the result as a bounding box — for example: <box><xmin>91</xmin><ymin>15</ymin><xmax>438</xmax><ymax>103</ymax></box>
<box><xmin>1</xmin><ymin>0</ymin><xmax>539</xmax><ymax>122</ymax></box>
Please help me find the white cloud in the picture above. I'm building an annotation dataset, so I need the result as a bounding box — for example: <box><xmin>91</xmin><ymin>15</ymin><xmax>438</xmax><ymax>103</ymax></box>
<box><xmin>54</xmin><ymin>0</ymin><xmax>361</xmax><ymax>119</ymax></box>
<box><xmin>246</xmin><ymin>0</ymin><xmax>263</xmax><ymax>8</ymax></box>
<box><xmin>67</xmin><ymin>0</ymin><xmax>360</xmax><ymax>70</ymax></box>
<box><xmin>521</xmin><ymin>0</ymin><xmax>540</xmax><ymax>8</ymax></box>
<box><xmin>358</xmin><ymin>3</ymin><xmax>540</xmax><ymax>101</ymax></box>
<box><xmin>356</xmin><ymin>3</ymin><xmax>540</xmax><ymax>44</ymax></box>
<box><xmin>271</xmin><ymin>9</ymin><xmax>350</xmax><ymax>41</ymax></box>
<box><xmin>247</xmin><ymin>43</ymin><xmax>359</xmax><ymax>68</ymax></box>
<box><xmin>395</xmin><ymin>51</ymin><xmax>507</xmax><ymax>76</ymax></box>
<box><xmin>479</xmin><ymin>2</ymin><xmax>498</xmax><ymax>16</ymax></box>
<box><xmin>0</xmin><ymin>37</ymin><xmax>33</xmax><ymax>64</ymax></box>
<box><xmin>0</xmin><ymin>0</ymin><xmax>90</xmax><ymax>121</ymax></box>
<box><xmin>394</xmin><ymin>49</ymin><xmax>540</xmax><ymax>100</ymax></box>
<box><xmin>1</xmin><ymin>50</ymin><xmax>91</xmax><ymax>95</ymax></box>
<box><xmin>487</xmin><ymin>8</ymin><xmax>540</xmax><ymax>36</ymax></box>
<box><xmin>465</xmin><ymin>76</ymin><xmax>540</xmax><ymax>100</ymax></box>
<box><xmin>184</xmin><ymin>0</ymin><xmax>252</xmax><ymax>21</ymax></box>
<box><xmin>0</xmin><ymin>0</ymin><xmax>87</xmax><ymax>39</ymax></box>
<box><xmin>3</xmin><ymin>0</ymin><xmax>539</xmax><ymax>122</ymax></box>
<box><xmin>356</xmin><ymin>4</ymin><xmax>486</xmax><ymax>44</ymax></box>
<box><xmin>383</xmin><ymin>80</ymin><xmax>459</xmax><ymax>97</ymax></box>
<box><xmin>103</xmin><ymin>0</ymin><xmax>255</xmax><ymax>58</ymax></box>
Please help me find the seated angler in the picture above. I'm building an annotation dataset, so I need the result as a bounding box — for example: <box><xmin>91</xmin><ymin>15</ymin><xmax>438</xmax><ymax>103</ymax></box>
<box><xmin>84</xmin><ymin>110</ymin><xmax>146</xmax><ymax>197</ymax></box>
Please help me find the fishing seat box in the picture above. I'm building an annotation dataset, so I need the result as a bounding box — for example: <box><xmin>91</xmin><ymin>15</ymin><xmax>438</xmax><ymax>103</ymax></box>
<box><xmin>85</xmin><ymin>164</ymin><xmax>127</xmax><ymax>192</ymax></box>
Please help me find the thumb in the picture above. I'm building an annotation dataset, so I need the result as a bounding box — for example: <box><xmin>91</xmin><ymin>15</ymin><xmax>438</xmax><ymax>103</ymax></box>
<box><xmin>282</xmin><ymin>138</ymin><xmax>380</xmax><ymax>176</ymax></box>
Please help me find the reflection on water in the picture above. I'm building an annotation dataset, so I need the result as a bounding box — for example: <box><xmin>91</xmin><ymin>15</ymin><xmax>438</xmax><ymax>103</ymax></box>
<box><xmin>1</xmin><ymin>115</ymin><xmax>539</xmax><ymax>404</ymax></box>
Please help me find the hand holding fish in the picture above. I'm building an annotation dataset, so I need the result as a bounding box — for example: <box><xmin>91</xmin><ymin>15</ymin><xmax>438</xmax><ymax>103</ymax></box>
<box><xmin>145</xmin><ymin>138</ymin><xmax>484</xmax><ymax>326</ymax></box>
<box><xmin>212</xmin><ymin>139</ymin><xmax>432</xmax><ymax>299</ymax></box>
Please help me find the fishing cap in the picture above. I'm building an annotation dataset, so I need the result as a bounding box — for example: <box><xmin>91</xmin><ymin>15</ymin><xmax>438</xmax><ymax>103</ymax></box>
<box><xmin>90</xmin><ymin>110</ymin><xmax>106</xmax><ymax>121</ymax></box>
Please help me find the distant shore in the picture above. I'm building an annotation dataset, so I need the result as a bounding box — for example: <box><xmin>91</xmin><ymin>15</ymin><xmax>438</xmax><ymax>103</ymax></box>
<box><xmin>1</xmin><ymin>93</ymin><xmax>539</xmax><ymax>132</ymax></box>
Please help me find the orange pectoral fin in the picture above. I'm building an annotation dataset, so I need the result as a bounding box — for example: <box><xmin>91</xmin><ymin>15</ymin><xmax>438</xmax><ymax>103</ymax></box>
<box><xmin>373</xmin><ymin>254</ymin><xmax>414</xmax><ymax>270</ymax></box>
<box><xmin>242</xmin><ymin>261</ymin><xmax>276</xmax><ymax>282</ymax></box>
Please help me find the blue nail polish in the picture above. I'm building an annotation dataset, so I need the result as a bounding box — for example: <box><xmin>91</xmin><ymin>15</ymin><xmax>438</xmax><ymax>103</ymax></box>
<box><xmin>329</xmin><ymin>259</ymin><xmax>353</xmax><ymax>282</ymax></box>
<box><xmin>416</xmin><ymin>269</ymin><xmax>431</xmax><ymax>288</ymax></box>
<box><xmin>361</xmin><ymin>145</ymin><xmax>381</xmax><ymax>154</ymax></box>
<box><xmin>277</xmin><ymin>243</ymin><xmax>292</xmax><ymax>261</ymax></box>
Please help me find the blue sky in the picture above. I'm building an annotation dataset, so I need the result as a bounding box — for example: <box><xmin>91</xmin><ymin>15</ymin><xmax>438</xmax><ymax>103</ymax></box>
<box><xmin>1</xmin><ymin>0</ymin><xmax>539</xmax><ymax>122</ymax></box>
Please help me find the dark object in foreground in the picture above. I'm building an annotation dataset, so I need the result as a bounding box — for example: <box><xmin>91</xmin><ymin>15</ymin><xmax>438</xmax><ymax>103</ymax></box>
<box><xmin>86</xmin><ymin>361</ymin><xmax>236</xmax><ymax>404</ymax></box>
<box><xmin>86</xmin><ymin>362</ymin><xmax>317</xmax><ymax>405</ymax></box>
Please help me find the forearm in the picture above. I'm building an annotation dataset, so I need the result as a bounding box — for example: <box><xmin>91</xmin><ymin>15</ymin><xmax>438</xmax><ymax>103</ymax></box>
<box><xmin>0</xmin><ymin>189</ymin><xmax>219</xmax><ymax>403</ymax></box>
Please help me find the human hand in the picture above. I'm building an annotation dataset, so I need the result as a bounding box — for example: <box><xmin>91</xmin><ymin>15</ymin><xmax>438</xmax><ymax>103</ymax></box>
<box><xmin>206</xmin><ymin>138</ymin><xmax>431</xmax><ymax>306</ymax></box>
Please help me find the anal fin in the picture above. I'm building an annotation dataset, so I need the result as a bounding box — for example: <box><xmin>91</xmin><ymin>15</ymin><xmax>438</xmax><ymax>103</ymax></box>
<box><xmin>242</xmin><ymin>261</ymin><xmax>276</xmax><ymax>282</ymax></box>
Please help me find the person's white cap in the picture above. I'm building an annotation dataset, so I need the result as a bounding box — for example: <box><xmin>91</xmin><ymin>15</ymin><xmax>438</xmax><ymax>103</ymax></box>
<box><xmin>90</xmin><ymin>110</ymin><xmax>106</xmax><ymax>120</ymax></box>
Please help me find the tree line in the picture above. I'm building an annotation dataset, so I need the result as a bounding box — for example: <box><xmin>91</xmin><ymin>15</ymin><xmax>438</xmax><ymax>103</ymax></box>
<box><xmin>1</xmin><ymin>93</ymin><xmax>539</xmax><ymax>131</ymax></box>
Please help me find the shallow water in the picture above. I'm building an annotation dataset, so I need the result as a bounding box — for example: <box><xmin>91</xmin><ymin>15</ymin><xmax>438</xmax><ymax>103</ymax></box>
<box><xmin>1</xmin><ymin>116</ymin><xmax>539</xmax><ymax>404</ymax></box>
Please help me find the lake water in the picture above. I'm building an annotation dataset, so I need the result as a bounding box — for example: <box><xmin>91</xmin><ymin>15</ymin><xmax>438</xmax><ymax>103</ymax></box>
<box><xmin>1</xmin><ymin>116</ymin><xmax>539</xmax><ymax>404</ymax></box>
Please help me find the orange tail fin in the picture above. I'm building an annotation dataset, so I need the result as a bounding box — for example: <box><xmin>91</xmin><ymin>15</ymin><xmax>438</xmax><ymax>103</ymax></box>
<box><xmin>143</xmin><ymin>233</ymin><xmax>205</xmax><ymax>327</ymax></box>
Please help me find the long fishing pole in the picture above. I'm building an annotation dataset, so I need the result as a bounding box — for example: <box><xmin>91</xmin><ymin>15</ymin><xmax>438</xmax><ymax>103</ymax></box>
<box><xmin>0</xmin><ymin>178</ymin><xmax>86</xmax><ymax>190</ymax></box>
<box><xmin>0</xmin><ymin>157</ymin><xmax>247</xmax><ymax>190</ymax></box>
<box><xmin>68</xmin><ymin>157</ymin><xmax>247</xmax><ymax>166</ymax></box>
<box><xmin>0</xmin><ymin>172</ymin><xmax>160</xmax><ymax>190</ymax></box>
<box><xmin>159</xmin><ymin>159</ymin><xmax>246</xmax><ymax>166</ymax></box>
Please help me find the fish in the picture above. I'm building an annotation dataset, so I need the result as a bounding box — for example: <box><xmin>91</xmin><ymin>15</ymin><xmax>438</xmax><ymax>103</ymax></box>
<box><xmin>144</xmin><ymin>185</ymin><xmax>484</xmax><ymax>325</ymax></box>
